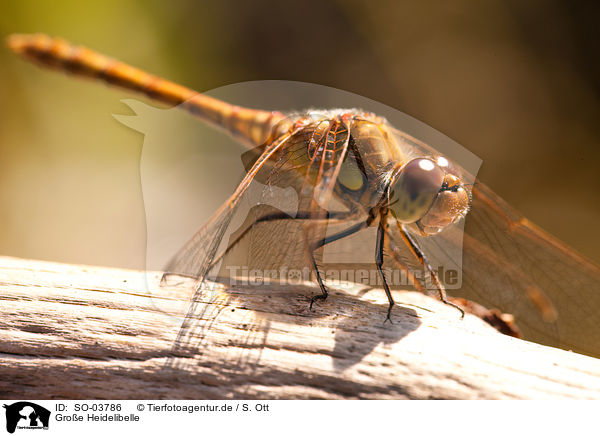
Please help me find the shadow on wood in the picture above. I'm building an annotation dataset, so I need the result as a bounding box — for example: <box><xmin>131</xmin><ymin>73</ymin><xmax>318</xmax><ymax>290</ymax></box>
<box><xmin>0</xmin><ymin>256</ymin><xmax>599</xmax><ymax>399</ymax></box>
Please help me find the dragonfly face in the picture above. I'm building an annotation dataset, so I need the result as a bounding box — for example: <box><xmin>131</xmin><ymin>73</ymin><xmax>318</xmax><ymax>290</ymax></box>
<box><xmin>387</xmin><ymin>158</ymin><xmax>470</xmax><ymax>235</ymax></box>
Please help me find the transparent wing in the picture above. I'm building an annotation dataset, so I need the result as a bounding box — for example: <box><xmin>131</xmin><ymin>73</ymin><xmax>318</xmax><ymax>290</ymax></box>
<box><xmin>216</xmin><ymin>118</ymin><xmax>354</xmax><ymax>282</ymax></box>
<box><xmin>376</xmin><ymin>124</ymin><xmax>600</xmax><ymax>357</ymax></box>
<box><xmin>432</xmin><ymin>182</ymin><xmax>600</xmax><ymax>357</ymax></box>
<box><xmin>163</xmin><ymin>116</ymin><xmax>356</xmax><ymax>347</ymax></box>
<box><xmin>161</xmin><ymin>127</ymin><xmax>300</xmax><ymax>283</ymax></box>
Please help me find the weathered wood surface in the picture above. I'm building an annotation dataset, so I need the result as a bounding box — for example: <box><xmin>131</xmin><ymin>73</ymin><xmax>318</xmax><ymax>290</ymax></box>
<box><xmin>0</xmin><ymin>255</ymin><xmax>599</xmax><ymax>399</ymax></box>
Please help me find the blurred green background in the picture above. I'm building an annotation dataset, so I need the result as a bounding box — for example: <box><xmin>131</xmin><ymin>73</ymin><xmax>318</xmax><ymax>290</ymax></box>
<box><xmin>0</xmin><ymin>0</ymin><xmax>598</xmax><ymax>270</ymax></box>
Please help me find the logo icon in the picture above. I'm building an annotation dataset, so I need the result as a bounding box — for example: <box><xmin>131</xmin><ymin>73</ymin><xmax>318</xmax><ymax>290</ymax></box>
<box><xmin>3</xmin><ymin>402</ymin><xmax>50</xmax><ymax>434</ymax></box>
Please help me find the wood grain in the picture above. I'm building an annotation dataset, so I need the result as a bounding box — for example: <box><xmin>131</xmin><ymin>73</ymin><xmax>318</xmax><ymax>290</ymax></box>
<box><xmin>0</xmin><ymin>256</ymin><xmax>598</xmax><ymax>399</ymax></box>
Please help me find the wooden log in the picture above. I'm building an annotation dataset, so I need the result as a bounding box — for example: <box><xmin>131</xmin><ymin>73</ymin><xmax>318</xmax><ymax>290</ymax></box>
<box><xmin>0</xmin><ymin>255</ymin><xmax>598</xmax><ymax>399</ymax></box>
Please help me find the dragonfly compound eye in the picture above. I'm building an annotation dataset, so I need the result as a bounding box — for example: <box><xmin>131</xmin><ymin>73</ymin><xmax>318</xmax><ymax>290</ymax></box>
<box><xmin>388</xmin><ymin>158</ymin><xmax>444</xmax><ymax>223</ymax></box>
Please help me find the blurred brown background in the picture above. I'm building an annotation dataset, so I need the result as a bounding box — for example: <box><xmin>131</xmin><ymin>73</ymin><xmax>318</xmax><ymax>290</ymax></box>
<box><xmin>0</xmin><ymin>0</ymin><xmax>598</xmax><ymax>270</ymax></box>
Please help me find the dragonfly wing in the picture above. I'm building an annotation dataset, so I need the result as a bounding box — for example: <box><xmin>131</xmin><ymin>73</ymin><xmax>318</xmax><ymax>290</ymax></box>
<box><xmin>455</xmin><ymin>183</ymin><xmax>600</xmax><ymax>357</ymax></box>
<box><xmin>218</xmin><ymin>117</ymin><xmax>355</xmax><ymax>281</ymax></box>
<box><xmin>381</xmin><ymin>180</ymin><xmax>600</xmax><ymax>357</ymax></box>
<box><xmin>161</xmin><ymin>127</ymin><xmax>300</xmax><ymax>284</ymax></box>
<box><xmin>164</xmin><ymin>115</ymin><xmax>355</xmax><ymax>292</ymax></box>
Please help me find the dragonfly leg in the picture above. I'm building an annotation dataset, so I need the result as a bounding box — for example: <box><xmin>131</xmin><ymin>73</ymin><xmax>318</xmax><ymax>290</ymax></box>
<box><xmin>308</xmin><ymin>249</ymin><xmax>328</xmax><ymax>309</ymax></box>
<box><xmin>383</xmin><ymin>228</ymin><xmax>428</xmax><ymax>294</ymax></box>
<box><xmin>375</xmin><ymin>213</ymin><xmax>395</xmax><ymax>323</ymax></box>
<box><xmin>397</xmin><ymin>225</ymin><xmax>465</xmax><ymax>319</ymax></box>
<box><xmin>308</xmin><ymin>219</ymin><xmax>371</xmax><ymax>309</ymax></box>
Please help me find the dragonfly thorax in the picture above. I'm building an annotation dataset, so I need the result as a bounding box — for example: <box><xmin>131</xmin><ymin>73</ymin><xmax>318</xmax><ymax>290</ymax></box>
<box><xmin>305</xmin><ymin>113</ymin><xmax>471</xmax><ymax>236</ymax></box>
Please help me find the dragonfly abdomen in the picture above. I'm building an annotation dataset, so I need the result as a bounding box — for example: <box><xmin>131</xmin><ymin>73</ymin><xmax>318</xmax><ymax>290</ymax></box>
<box><xmin>7</xmin><ymin>33</ymin><xmax>285</xmax><ymax>148</ymax></box>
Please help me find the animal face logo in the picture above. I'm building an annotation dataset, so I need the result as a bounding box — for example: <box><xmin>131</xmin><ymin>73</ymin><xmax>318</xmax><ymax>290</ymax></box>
<box><xmin>3</xmin><ymin>402</ymin><xmax>50</xmax><ymax>434</ymax></box>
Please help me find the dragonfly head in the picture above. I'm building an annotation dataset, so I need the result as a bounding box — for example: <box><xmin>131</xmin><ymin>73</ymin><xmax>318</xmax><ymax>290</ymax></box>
<box><xmin>387</xmin><ymin>157</ymin><xmax>470</xmax><ymax>235</ymax></box>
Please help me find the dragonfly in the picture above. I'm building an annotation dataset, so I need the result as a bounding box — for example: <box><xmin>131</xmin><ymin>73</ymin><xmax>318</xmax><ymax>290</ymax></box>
<box><xmin>7</xmin><ymin>33</ymin><xmax>600</xmax><ymax>359</ymax></box>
